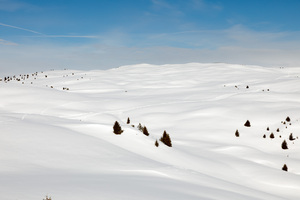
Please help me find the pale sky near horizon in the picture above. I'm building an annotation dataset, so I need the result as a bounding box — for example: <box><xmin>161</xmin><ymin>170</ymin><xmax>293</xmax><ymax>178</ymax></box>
<box><xmin>1</xmin><ymin>0</ymin><xmax>300</xmax><ymax>75</ymax></box>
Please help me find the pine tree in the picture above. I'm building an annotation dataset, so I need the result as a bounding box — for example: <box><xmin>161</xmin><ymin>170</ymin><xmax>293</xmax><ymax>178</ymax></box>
<box><xmin>244</xmin><ymin>120</ymin><xmax>251</xmax><ymax>127</ymax></box>
<box><xmin>281</xmin><ymin>140</ymin><xmax>288</xmax><ymax>150</ymax></box>
<box><xmin>127</xmin><ymin>117</ymin><xmax>130</xmax><ymax>124</ymax></box>
<box><xmin>113</xmin><ymin>121</ymin><xmax>123</xmax><ymax>135</ymax></box>
<box><xmin>143</xmin><ymin>126</ymin><xmax>149</xmax><ymax>136</ymax></box>
<box><xmin>137</xmin><ymin>123</ymin><xmax>143</xmax><ymax>132</ymax></box>
<box><xmin>155</xmin><ymin>140</ymin><xmax>159</xmax><ymax>147</ymax></box>
<box><xmin>282</xmin><ymin>164</ymin><xmax>288</xmax><ymax>171</ymax></box>
<box><xmin>160</xmin><ymin>130</ymin><xmax>172</xmax><ymax>147</ymax></box>
<box><xmin>270</xmin><ymin>133</ymin><xmax>274</xmax><ymax>139</ymax></box>
<box><xmin>286</xmin><ymin>116</ymin><xmax>291</xmax><ymax>122</ymax></box>
<box><xmin>289</xmin><ymin>133</ymin><xmax>295</xmax><ymax>141</ymax></box>
<box><xmin>235</xmin><ymin>129</ymin><xmax>239</xmax><ymax>137</ymax></box>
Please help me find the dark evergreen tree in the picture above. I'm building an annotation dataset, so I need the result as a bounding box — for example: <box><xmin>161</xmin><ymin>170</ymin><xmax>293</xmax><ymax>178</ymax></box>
<box><xmin>244</xmin><ymin>120</ymin><xmax>251</xmax><ymax>127</ymax></box>
<box><xmin>281</xmin><ymin>140</ymin><xmax>288</xmax><ymax>150</ymax></box>
<box><xmin>155</xmin><ymin>140</ymin><xmax>159</xmax><ymax>147</ymax></box>
<box><xmin>267</xmin><ymin>127</ymin><xmax>269</xmax><ymax>131</ymax></box>
<box><xmin>282</xmin><ymin>164</ymin><xmax>288</xmax><ymax>171</ymax></box>
<box><xmin>127</xmin><ymin>117</ymin><xmax>130</xmax><ymax>124</ymax></box>
<box><xmin>113</xmin><ymin>121</ymin><xmax>123</xmax><ymax>135</ymax></box>
<box><xmin>235</xmin><ymin>129</ymin><xmax>239</xmax><ymax>137</ymax></box>
<box><xmin>137</xmin><ymin>123</ymin><xmax>143</xmax><ymax>132</ymax></box>
<box><xmin>263</xmin><ymin>134</ymin><xmax>266</xmax><ymax>138</ymax></box>
<box><xmin>143</xmin><ymin>126</ymin><xmax>149</xmax><ymax>136</ymax></box>
<box><xmin>270</xmin><ymin>133</ymin><xmax>274</xmax><ymax>139</ymax></box>
<box><xmin>160</xmin><ymin>130</ymin><xmax>172</xmax><ymax>147</ymax></box>
<box><xmin>286</xmin><ymin>116</ymin><xmax>291</xmax><ymax>122</ymax></box>
<box><xmin>276</xmin><ymin>128</ymin><xmax>280</xmax><ymax>132</ymax></box>
<box><xmin>289</xmin><ymin>133</ymin><xmax>295</xmax><ymax>141</ymax></box>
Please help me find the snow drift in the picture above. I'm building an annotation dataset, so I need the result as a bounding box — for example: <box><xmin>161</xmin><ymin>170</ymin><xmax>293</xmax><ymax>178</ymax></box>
<box><xmin>1</xmin><ymin>63</ymin><xmax>300</xmax><ymax>200</ymax></box>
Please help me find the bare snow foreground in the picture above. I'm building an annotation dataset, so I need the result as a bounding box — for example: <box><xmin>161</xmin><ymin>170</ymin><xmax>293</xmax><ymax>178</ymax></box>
<box><xmin>1</xmin><ymin>63</ymin><xmax>300</xmax><ymax>200</ymax></box>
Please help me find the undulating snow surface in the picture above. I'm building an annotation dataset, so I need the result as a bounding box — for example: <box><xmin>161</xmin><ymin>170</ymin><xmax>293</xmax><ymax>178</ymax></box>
<box><xmin>1</xmin><ymin>63</ymin><xmax>300</xmax><ymax>200</ymax></box>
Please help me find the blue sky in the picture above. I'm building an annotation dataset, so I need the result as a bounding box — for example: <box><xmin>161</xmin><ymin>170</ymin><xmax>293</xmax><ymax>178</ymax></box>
<box><xmin>1</xmin><ymin>0</ymin><xmax>300</xmax><ymax>74</ymax></box>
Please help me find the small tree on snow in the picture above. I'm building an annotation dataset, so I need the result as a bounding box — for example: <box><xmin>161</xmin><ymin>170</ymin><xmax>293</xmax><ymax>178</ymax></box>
<box><xmin>282</xmin><ymin>164</ymin><xmax>288</xmax><ymax>171</ymax></box>
<box><xmin>143</xmin><ymin>126</ymin><xmax>149</xmax><ymax>136</ymax></box>
<box><xmin>113</xmin><ymin>121</ymin><xmax>123</xmax><ymax>135</ymax></box>
<box><xmin>127</xmin><ymin>117</ymin><xmax>130</xmax><ymax>124</ymax></box>
<box><xmin>289</xmin><ymin>133</ymin><xmax>295</xmax><ymax>141</ymax></box>
<box><xmin>244</xmin><ymin>120</ymin><xmax>251</xmax><ymax>127</ymax></box>
<box><xmin>155</xmin><ymin>140</ymin><xmax>159</xmax><ymax>147</ymax></box>
<box><xmin>137</xmin><ymin>123</ymin><xmax>143</xmax><ymax>132</ymax></box>
<box><xmin>281</xmin><ymin>140</ymin><xmax>288</xmax><ymax>150</ymax></box>
<box><xmin>235</xmin><ymin>129</ymin><xmax>239</xmax><ymax>137</ymax></box>
<box><xmin>160</xmin><ymin>130</ymin><xmax>172</xmax><ymax>147</ymax></box>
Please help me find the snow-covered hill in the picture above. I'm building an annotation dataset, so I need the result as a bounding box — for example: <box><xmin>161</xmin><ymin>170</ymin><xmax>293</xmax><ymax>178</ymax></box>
<box><xmin>1</xmin><ymin>63</ymin><xmax>300</xmax><ymax>200</ymax></box>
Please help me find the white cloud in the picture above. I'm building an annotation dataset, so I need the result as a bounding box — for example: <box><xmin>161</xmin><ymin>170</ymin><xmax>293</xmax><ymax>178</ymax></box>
<box><xmin>1</xmin><ymin>25</ymin><xmax>300</xmax><ymax>76</ymax></box>
<box><xmin>0</xmin><ymin>38</ymin><xmax>18</xmax><ymax>46</ymax></box>
<box><xmin>142</xmin><ymin>25</ymin><xmax>300</xmax><ymax>50</ymax></box>
<box><xmin>1</xmin><ymin>43</ymin><xmax>299</xmax><ymax>77</ymax></box>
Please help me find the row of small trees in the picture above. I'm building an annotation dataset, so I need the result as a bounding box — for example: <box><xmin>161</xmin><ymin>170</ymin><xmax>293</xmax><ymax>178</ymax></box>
<box><xmin>113</xmin><ymin>119</ymin><xmax>172</xmax><ymax>147</ymax></box>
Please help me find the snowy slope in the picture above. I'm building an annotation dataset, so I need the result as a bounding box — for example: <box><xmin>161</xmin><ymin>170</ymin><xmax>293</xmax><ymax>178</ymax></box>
<box><xmin>1</xmin><ymin>63</ymin><xmax>300</xmax><ymax>200</ymax></box>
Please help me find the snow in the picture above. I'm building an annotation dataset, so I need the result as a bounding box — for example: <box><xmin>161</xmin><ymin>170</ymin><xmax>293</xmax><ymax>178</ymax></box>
<box><xmin>1</xmin><ymin>63</ymin><xmax>300</xmax><ymax>200</ymax></box>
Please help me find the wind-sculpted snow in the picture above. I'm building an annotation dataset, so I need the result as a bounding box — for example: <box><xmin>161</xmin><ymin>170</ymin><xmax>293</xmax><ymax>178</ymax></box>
<box><xmin>1</xmin><ymin>63</ymin><xmax>300</xmax><ymax>200</ymax></box>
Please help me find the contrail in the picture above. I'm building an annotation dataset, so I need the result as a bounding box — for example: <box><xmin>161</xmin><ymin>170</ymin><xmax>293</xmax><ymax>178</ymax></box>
<box><xmin>0</xmin><ymin>22</ymin><xmax>42</xmax><ymax>35</ymax></box>
<box><xmin>33</xmin><ymin>35</ymin><xmax>98</xmax><ymax>38</ymax></box>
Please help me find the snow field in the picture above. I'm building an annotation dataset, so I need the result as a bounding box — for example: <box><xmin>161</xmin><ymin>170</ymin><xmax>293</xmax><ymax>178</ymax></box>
<box><xmin>1</xmin><ymin>63</ymin><xmax>300</xmax><ymax>200</ymax></box>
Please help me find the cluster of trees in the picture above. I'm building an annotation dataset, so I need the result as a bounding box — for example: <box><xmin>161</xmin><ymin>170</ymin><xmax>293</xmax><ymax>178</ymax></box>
<box><xmin>234</xmin><ymin>120</ymin><xmax>251</xmax><ymax>137</ymax></box>
<box><xmin>2</xmin><ymin>72</ymin><xmax>40</xmax><ymax>83</ymax></box>
<box><xmin>236</xmin><ymin>117</ymin><xmax>297</xmax><ymax>172</ymax></box>
<box><xmin>137</xmin><ymin>123</ymin><xmax>149</xmax><ymax>136</ymax></box>
<box><xmin>113</xmin><ymin>117</ymin><xmax>172</xmax><ymax>147</ymax></box>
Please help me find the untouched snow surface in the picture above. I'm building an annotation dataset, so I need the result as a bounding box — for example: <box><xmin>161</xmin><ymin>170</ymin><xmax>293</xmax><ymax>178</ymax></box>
<box><xmin>1</xmin><ymin>63</ymin><xmax>300</xmax><ymax>200</ymax></box>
